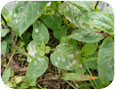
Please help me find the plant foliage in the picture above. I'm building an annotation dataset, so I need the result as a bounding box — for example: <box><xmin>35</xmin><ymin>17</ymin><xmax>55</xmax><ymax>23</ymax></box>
<box><xmin>1</xmin><ymin>1</ymin><xmax>114</xmax><ymax>89</ymax></box>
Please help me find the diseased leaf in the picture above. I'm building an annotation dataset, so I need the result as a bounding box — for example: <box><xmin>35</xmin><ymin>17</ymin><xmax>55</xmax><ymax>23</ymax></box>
<box><xmin>58</xmin><ymin>2</ymin><xmax>82</xmax><ymax>27</ymax></box>
<box><xmin>1</xmin><ymin>28</ymin><xmax>10</xmax><ymax>38</ymax></box>
<box><xmin>82</xmin><ymin>12</ymin><xmax>114</xmax><ymax>34</ymax></box>
<box><xmin>25</xmin><ymin>56</ymin><xmax>48</xmax><ymax>80</ymax></box>
<box><xmin>32</xmin><ymin>21</ymin><xmax>49</xmax><ymax>45</ymax></box>
<box><xmin>70</xmin><ymin>28</ymin><xmax>104</xmax><ymax>43</ymax></box>
<box><xmin>2</xmin><ymin>68</ymin><xmax>11</xmax><ymax>84</ymax></box>
<box><xmin>1</xmin><ymin>41</ymin><xmax>7</xmax><ymax>55</ymax></box>
<box><xmin>41</xmin><ymin>14</ymin><xmax>62</xmax><ymax>31</ymax></box>
<box><xmin>98</xmin><ymin>37</ymin><xmax>114</xmax><ymax>83</ymax></box>
<box><xmin>27</xmin><ymin>41</ymin><xmax>40</xmax><ymax>63</ymax></box>
<box><xmin>50</xmin><ymin>43</ymin><xmax>82</xmax><ymax>70</ymax></box>
<box><xmin>10</xmin><ymin>1</ymin><xmax>48</xmax><ymax>36</ymax></box>
<box><xmin>70</xmin><ymin>1</ymin><xmax>94</xmax><ymax>12</ymax></box>
<box><xmin>82</xmin><ymin>43</ymin><xmax>98</xmax><ymax>57</ymax></box>
<box><xmin>62</xmin><ymin>73</ymin><xmax>98</xmax><ymax>81</ymax></box>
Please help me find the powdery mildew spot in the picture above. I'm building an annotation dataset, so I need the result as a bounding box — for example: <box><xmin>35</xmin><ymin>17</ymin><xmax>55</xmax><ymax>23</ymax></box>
<box><xmin>72</xmin><ymin>60</ymin><xmax>77</xmax><ymax>64</ymax></box>
<box><xmin>57</xmin><ymin>57</ymin><xmax>60</xmax><ymax>61</ymax></box>
<box><xmin>66</xmin><ymin>65</ymin><xmax>70</xmax><ymax>70</ymax></box>
<box><xmin>13</xmin><ymin>13</ymin><xmax>17</xmax><ymax>18</ymax></box>
<box><xmin>68</xmin><ymin>54</ymin><xmax>74</xmax><ymax>59</ymax></box>
<box><xmin>46</xmin><ymin>2</ymin><xmax>51</xmax><ymax>6</ymax></box>
<box><xmin>55</xmin><ymin>62</ymin><xmax>58</xmax><ymax>65</ymax></box>
<box><xmin>79</xmin><ymin>64</ymin><xmax>82</xmax><ymax>68</ymax></box>
<box><xmin>62</xmin><ymin>59</ymin><xmax>65</xmax><ymax>62</ymax></box>
<box><xmin>35</xmin><ymin>29</ymin><xmax>39</xmax><ymax>33</ymax></box>
<box><xmin>34</xmin><ymin>61</ymin><xmax>37</xmax><ymax>66</ymax></box>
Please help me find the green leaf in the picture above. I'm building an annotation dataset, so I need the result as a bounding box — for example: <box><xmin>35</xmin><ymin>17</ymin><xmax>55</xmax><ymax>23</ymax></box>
<box><xmin>1</xmin><ymin>7</ymin><xmax>11</xmax><ymax>23</ymax></box>
<box><xmin>50</xmin><ymin>43</ymin><xmax>82</xmax><ymax>70</ymax></box>
<box><xmin>58</xmin><ymin>2</ymin><xmax>82</xmax><ymax>27</ymax></box>
<box><xmin>60</xmin><ymin>37</ymin><xmax>77</xmax><ymax>47</ymax></box>
<box><xmin>25</xmin><ymin>56</ymin><xmax>48</xmax><ymax>80</ymax></box>
<box><xmin>53</xmin><ymin>26</ymin><xmax>68</xmax><ymax>40</ymax></box>
<box><xmin>2</xmin><ymin>68</ymin><xmax>11</xmax><ymax>84</ymax></box>
<box><xmin>98</xmin><ymin>37</ymin><xmax>114</xmax><ymax>83</ymax></box>
<box><xmin>17</xmin><ymin>82</ymin><xmax>29</xmax><ymax>89</ymax></box>
<box><xmin>82</xmin><ymin>43</ymin><xmax>98</xmax><ymax>57</ymax></box>
<box><xmin>62</xmin><ymin>73</ymin><xmax>98</xmax><ymax>81</ymax></box>
<box><xmin>10</xmin><ymin>1</ymin><xmax>48</xmax><ymax>36</ymax></box>
<box><xmin>82</xmin><ymin>12</ymin><xmax>114</xmax><ymax>34</ymax></box>
<box><xmin>1</xmin><ymin>41</ymin><xmax>7</xmax><ymax>55</ymax></box>
<box><xmin>70</xmin><ymin>1</ymin><xmax>94</xmax><ymax>12</ymax></box>
<box><xmin>102</xmin><ymin>6</ymin><xmax>114</xmax><ymax>16</ymax></box>
<box><xmin>32</xmin><ymin>21</ymin><xmax>49</xmax><ymax>45</ymax></box>
<box><xmin>41</xmin><ymin>14</ymin><xmax>62</xmax><ymax>31</ymax></box>
<box><xmin>45</xmin><ymin>46</ymin><xmax>50</xmax><ymax>54</ymax></box>
<box><xmin>1</xmin><ymin>28</ymin><xmax>10</xmax><ymax>38</ymax></box>
<box><xmin>70</xmin><ymin>28</ymin><xmax>104</xmax><ymax>43</ymax></box>
<box><xmin>83</xmin><ymin>52</ymin><xmax>98</xmax><ymax>69</ymax></box>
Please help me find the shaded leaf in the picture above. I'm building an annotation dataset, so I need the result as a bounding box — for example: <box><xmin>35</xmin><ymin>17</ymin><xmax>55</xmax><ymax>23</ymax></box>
<box><xmin>1</xmin><ymin>41</ymin><xmax>7</xmax><ymax>55</ymax></box>
<box><xmin>83</xmin><ymin>52</ymin><xmax>98</xmax><ymax>69</ymax></box>
<box><xmin>82</xmin><ymin>43</ymin><xmax>98</xmax><ymax>57</ymax></box>
<box><xmin>53</xmin><ymin>26</ymin><xmax>68</xmax><ymax>40</ymax></box>
<box><xmin>1</xmin><ymin>28</ymin><xmax>10</xmax><ymax>38</ymax></box>
<box><xmin>70</xmin><ymin>28</ymin><xmax>104</xmax><ymax>43</ymax></box>
<box><xmin>41</xmin><ymin>14</ymin><xmax>62</xmax><ymax>31</ymax></box>
<box><xmin>98</xmin><ymin>37</ymin><xmax>114</xmax><ymax>83</ymax></box>
<box><xmin>2</xmin><ymin>68</ymin><xmax>11</xmax><ymax>84</ymax></box>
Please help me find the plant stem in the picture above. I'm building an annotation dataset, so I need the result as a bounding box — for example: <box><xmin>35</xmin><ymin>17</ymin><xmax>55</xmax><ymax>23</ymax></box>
<box><xmin>64</xmin><ymin>80</ymin><xmax>77</xmax><ymax>89</ymax></box>
<box><xmin>85</xmin><ymin>64</ymin><xmax>98</xmax><ymax>88</ymax></box>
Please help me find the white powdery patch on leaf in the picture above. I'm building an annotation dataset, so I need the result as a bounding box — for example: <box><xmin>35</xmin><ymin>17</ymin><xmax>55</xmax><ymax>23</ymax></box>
<box><xmin>28</xmin><ymin>45</ymin><xmax>37</xmax><ymax>57</ymax></box>
<box><xmin>13</xmin><ymin>13</ymin><xmax>17</xmax><ymax>18</ymax></box>
<box><xmin>68</xmin><ymin>54</ymin><xmax>74</xmax><ymax>59</ymax></box>
<box><xmin>38</xmin><ymin>58</ymin><xmax>43</xmax><ymax>62</ymax></box>
<box><xmin>69</xmin><ymin>63</ymin><xmax>72</xmax><ymax>67</ymax></box>
<box><xmin>46</xmin><ymin>2</ymin><xmax>51</xmax><ymax>6</ymax></box>
<box><xmin>55</xmin><ymin>62</ymin><xmax>58</xmax><ymax>65</ymax></box>
<box><xmin>57</xmin><ymin>57</ymin><xmax>60</xmax><ymax>61</ymax></box>
<box><xmin>35</xmin><ymin>29</ymin><xmax>39</xmax><ymax>33</ymax></box>
<box><xmin>28</xmin><ymin>58</ymin><xmax>32</xmax><ymax>62</ymax></box>
<box><xmin>79</xmin><ymin>64</ymin><xmax>82</xmax><ymax>68</ymax></box>
<box><xmin>62</xmin><ymin>59</ymin><xmax>65</xmax><ymax>62</ymax></box>
<box><xmin>72</xmin><ymin>60</ymin><xmax>77</xmax><ymax>65</ymax></box>
<box><xmin>76</xmin><ymin>51</ymin><xmax>79</xmax><ymax>55</ymax></box>
<box><xmin>34</xmin><ymin>61</ymin><xmax>37</xmax><ymax>66</ymax></box>
<box><xmin>66</xmin><ymin>65</ymin><xmax>70</xmax><ymax>70</ymax></box>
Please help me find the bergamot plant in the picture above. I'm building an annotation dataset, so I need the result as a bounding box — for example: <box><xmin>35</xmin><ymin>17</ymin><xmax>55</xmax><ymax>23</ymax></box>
<box><xmin>1</xmin><ymin>1</ymin><xmax>114</xmax><ymax>89</ymax></box>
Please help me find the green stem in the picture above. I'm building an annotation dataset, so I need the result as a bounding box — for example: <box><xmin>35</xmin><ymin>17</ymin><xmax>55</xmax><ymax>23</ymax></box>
<box><xmin>85</xmin><ymin>63</ymin><xmax>98</xmax><ymax>88</ymax></box>
<box><xmin>81</xmin><ymin>58</ymin><xmax>97</xmax><ymax>89</ymax></box>
<box><xmin>64</xmin><ymin>80</ymin><xmax>77</xmax><ymax>89</ymax></box>
<box><xmin>73</xmin><ymin>80</ymin><xmax>79</xmax><ymax>88</ymax></box>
